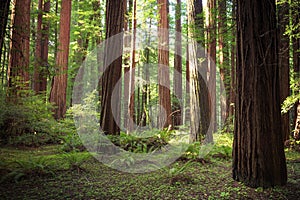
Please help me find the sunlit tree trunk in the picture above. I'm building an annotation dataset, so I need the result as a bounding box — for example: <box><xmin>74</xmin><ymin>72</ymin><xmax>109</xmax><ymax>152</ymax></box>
<box><xmin>187</xmin><ymin>0</ymin><xmax>209</xmax><ymax>142</ymax></box>
<box><xmin>218</xmin><ymin>0</ymin><xmax>230</xmax><ymax>127</ymax></box>
<box><xmin>207</xmin><ymin>0</ymin><xmax>217</xmax><ymax>137</ymax></box>
<box><xmin>233</xmin><ymin>0</ymin><xmax>287</xmax><ymax>188</ymax></box>
<box><xmin>49</xmin><ymin>0</ymin><xmax>71</xmax><ymax>119</ymax></box>
<box><xmin>7</xmin><ymin>0</ymin><xmax>30</xmax><ymax>99</ymax></box>
<box><xmin>100</xmin><ymin>0</ymin><xmax>124</xmax><ymax>135</ymax></box>
<box><xmin>157</xmin><ymin>0</ymin><xmax>172</xmax><ymax>129</ymax></box>
<box><xmin>34</xmin><ymin>0</ymin><xmax>50</xmax><ymax>94</ymax></box>
<box><xmin>127</xmin><ymin>0</ymin><xmax>137</xmax><ymax>133</ymax></box>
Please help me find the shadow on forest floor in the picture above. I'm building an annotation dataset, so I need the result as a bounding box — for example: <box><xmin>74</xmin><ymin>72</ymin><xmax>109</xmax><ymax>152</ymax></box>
<box><xmin>0</xmin><ymin>145</ymin><xmax>300</xmax><ymax>200</ymax></box>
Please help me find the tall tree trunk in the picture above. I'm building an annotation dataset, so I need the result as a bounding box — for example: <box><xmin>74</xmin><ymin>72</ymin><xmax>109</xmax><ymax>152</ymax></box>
<box><xmin>207</xmin><ymin>0</ymin><xmax>217</xmax><ymax>137</ymax></box>
<box><xmin>7</xmin><ymin>0</ymin><xmax>30</xmax><ymax>98</ymax></box>
<box><xmin>173</xmin><ymin>0</ymin><xmax>182</xmax><ymax>127</ymax></box>
<box><xmin>123</xmin><ymin>0</ymin><xmax>130</xmax><ymax>129</ymax></box>
<box><xmin>141</xmin><ymin>20</ymin><xmax>152</xmax><ymax>127</ymax></box>
<box><xmin>218</xmin><ymin>0</ymin><xmax>230</xmax><ymax>127</ymax></box>
<box><xmin>233</xmin><ymin>0</ymin><xmax>287</xmax><ymax>188</ymax></box>
<box><xmin>157</xmin><ymin>0</ymin><xmax>172</xmax><ymax>129</ymax></box>
<box><xmin>187</xmin><ymin>0</ymin><xmax>209</xmax><ymax>142</ymax></box>
<box><xmin>127</xmin><ymin>0</ymin><xmax>137</xmax><ymax>133</ymax></box>
<box><xmin>34</xmin><ymin>0</ymin><xmax>50</xmax><ymax>94</ymax></box>
<box><xmin>278</xmin><ymin>2</ymin><xmax>290</xmax><ymax>142</ymax></box>
<box><xmin>49</xmin><ymin>0</ymin><xmax>71</xmax><ymax>119</ymax></box>
<box><xmin>0</xmin><ymin>0</ymin><xmax>11</xmax><ymax>65</ymax></box>
<box><xmin>229</xmin><ymin>0</ymin><xmax>236</xmax><ymax>128</ymax></box>
<box><xmin>100</xmin><ymin>0</ymin><xmax>124</xmax><ymax>135</ymax></box>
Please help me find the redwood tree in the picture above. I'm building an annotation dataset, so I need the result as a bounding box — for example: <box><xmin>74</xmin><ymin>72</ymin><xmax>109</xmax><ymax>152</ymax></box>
<box><xmin>278</xmin><ymin>2</ymin><xmax>290</xmax><ymax>142</ymax></box>
<box><xmin>233</xmin><ymin>0</ymin><xmax>287</xmax><ymax>187</ymax></box>
<box><xmin>100</xmin><ymin>0</ymin><xmax>124</xmax><ymax>135</ymax></box>
<box><xmin>207</xmin><ymin>0</ymin><xmax>217</xmax><ymax>136</ymax></box>
<box><xmin>34</xmin><ymin>0</ymin><xmax>50</xmax><ymax>93</ymax></box>
<box><xmin>49</xmin><ymin>0</ymin><xmax>71</xmax><ymax>119</ymax></box>
<box><xmin>157</xmin><ymin>0</ymin><xmax>172</xmax><ymax>129</ymax></box>
<box><xmin>173</xmin><ymin>0</ymin><xmax>182</xmax><ymax>127</ymax></box>
<box><xmin>8</xmin><ymin>0</ymin><xmax>30</xmax><ymax>97</ymax></box>
<box><xmin>187</xmin><ymin>0</ymin><xmax>209</xmax><ymax>142</ymax></box>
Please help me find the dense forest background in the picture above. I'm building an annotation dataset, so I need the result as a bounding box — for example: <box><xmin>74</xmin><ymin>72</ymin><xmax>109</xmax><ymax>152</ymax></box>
<box><xmin>0</xmin><ymin>0</ymin><xmax>300</xmax><ymax>193</ymax></box>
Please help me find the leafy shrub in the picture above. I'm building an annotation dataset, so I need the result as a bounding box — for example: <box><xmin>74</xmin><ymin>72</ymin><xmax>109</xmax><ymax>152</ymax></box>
<box><xmin>0</xmin><ymin>92</ymin><xmax>62</xmax><ymax>146</ymax></box>
<box><xmin>118</xmin><ymin>132</ymin><xmax>168</xmax><ymax>153</ymax></box>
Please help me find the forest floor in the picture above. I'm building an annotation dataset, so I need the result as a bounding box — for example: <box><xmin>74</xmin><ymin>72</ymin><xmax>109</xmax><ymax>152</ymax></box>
<box><xmin>0</xmin><ymin>144</ymin><xmax>300</xmax><ymax>200</ymax></box>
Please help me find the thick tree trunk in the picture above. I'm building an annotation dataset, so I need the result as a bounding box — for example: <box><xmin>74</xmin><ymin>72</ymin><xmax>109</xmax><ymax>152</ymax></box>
<box><xmin>49</xmin><ymin>0</ymin><xmax>71</xmax><ymax>119</ymax></box>
<box><xmin>207</xmin><ymin>0</ymin><xmax>217</xmax><ymax>137</ymax></box>
<box><xmin>8</xmin><ymin>0</ymin><xmax>30</xmax><ymax>98</ymax></box>
<box><xmin>0</xmin><ymin>0</ymin><xmax>10</xmax><ymax>65</ymax></box>
<box><xmin>157</xmin><ymin>0</ymin><xmax>172</xmax><ymax>129</ymax></box>
<box><xmin>34</xmin><ymin>0</ymin><xmax>50</xmax><ymax>93</ymax></box>
<box><xmin>233</xmin><ymin>0</ymin><xmax>287</xmax><ymax>188</ymax></box>
<box><xmin>173</xmin><ymin>0</ymin><xmax>182</xmax><ymax>127</ymax></box>
<box><xmin>278</xmin><ymin>2</ymin><xmax>290</xmax><ymax>142</ymax></box>
<box><xmin>100</xmin><ymin>0</ymin><xmax>124</xmax><ymax>135</ymax></box>
<box><xmin>187</xmin><ymin>0</ymin><xmax>209</xmax><ymax>142</ymax></box>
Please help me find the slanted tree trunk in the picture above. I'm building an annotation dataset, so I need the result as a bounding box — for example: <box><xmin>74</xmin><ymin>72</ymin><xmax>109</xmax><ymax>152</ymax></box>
<box><xmin>157</xmin><ymin>0</ymin><xmax>172</xmax><ymax>129</ymax></box>
<box><xmin>7</xmin><ymin>0</ymin><xmax>30</xmax><ymax>98</ymax></box>
<box><xmin>100</xmin><ymin>0</ymin><xmax>124</xmax><ymax>135</ymax></box>
<box><xmin>173</xmin><ymin>0</ymin><xmax>182</xmax><ymax>127</ymax></box>
<box><xmin>0</xmin><ymin>0</ymin><xmax>11</xmax><ymax>65</ymax></box>
<box><xmin>34</xmin><ymin>0</ymin><xmax>50</xmax><ymax>94</ymax></box>
<box><xmin>49</xmin><ymin>0</ymin><xmax>71</xmax><ymax>119</ymax></box>
<box><xmin>278</xmin><ymin>2</ymin><xmax>290</xmax><ymax>142</ymax></box>
<box><xmin>207</xmin><ymin>0</ymin><xmax>217</xmax><ymax>138</ymax></box>
<box><xmin>233</xmin><ymin>0</ymin><xmax>287</xmax><ymax>188</ymax></box>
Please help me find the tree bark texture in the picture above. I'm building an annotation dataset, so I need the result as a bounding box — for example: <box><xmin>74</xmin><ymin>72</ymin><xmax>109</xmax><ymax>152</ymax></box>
<box><xmin>100</xmin><ymin>0</ymin><xmax>124</xmax><ymax>135</ymax></box>
<box><xmin>49</xmin><ymin>0</ymin><xmax>71</xmax><ymax>119</ymax></box>
<box><xmin>34</xmin><ymin>0</ymin><xmax>50</xmax><ymax>93</ymax></box>
<box><xmin>233</xmin><ymin>0</ymin><xmax>287</xmax><ymax>188</ymax></box>
<box><xmin>188</xmin><ymin>0</ymin><xmax>209</xmax><ymax>142</ymax></box>
<box><xmin>157</xmin><ymin>0</ymin><xmax>172</xmax><ymax>129</ymax></box>
<box><xmin>207</xmin><ymin>0</ymin><xmax>217</xmax><ymax>137</ymax></box>
<box><xmin>173</xmin><ymin>0</ymin><xmax>182</xmax><ymax>127</ymax></box>
<box><xmin>126</xmin><ymin>0</ymin><xmax>136</xmax><ymax>133</ymax></box>
<box><xmin>278</xmin><ymin>2</ymin><xmax>290</xmax><ymax>142</ymax></box>
<box><xmin>8</xmin><ymin>0</ymin><xmax>30</xmax><ymax>98</ymax></box>
<box><xmin>218</xmin><ymin>0</ymin><xmax>230</xmax><ymax>127</ymax></box>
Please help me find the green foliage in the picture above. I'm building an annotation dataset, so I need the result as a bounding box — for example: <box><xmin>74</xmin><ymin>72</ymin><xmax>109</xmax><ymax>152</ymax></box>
<box><xmin>116</xmin><ymin>131</ymin><xmax>168</xmax><ymax>153</ymax></box>
<box><xmin>183</xmin><ymin>132</ymin><xmax>233</xmax><ymax>160</ymax></box>
<box><xmin>0</xmin><ymin>93</ymin><xmax>61</xmax><ymax>146</ymax></box>
<box><xmin>1</xmin><ymin>156</ymin><xmax>55</xmax><ymax>183</ymax></box>
<box><xmin>60</xmin><ymin>152</ymin><xmax>91</xmax><ymax>172</ymax></box>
